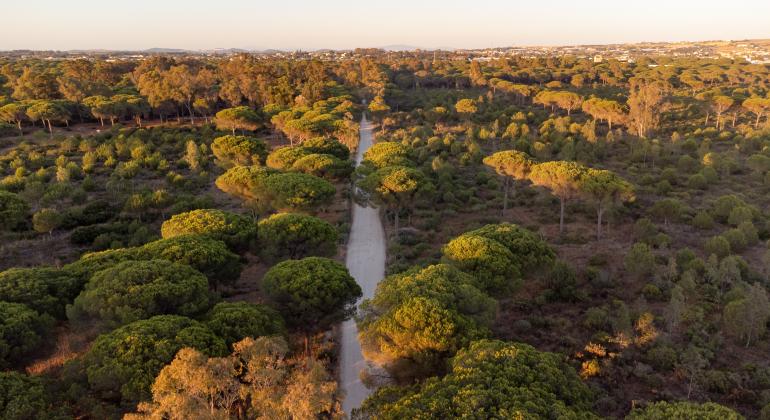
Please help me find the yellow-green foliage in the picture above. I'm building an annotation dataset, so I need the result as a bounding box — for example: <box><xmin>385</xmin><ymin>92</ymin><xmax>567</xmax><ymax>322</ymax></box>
<box><xmin>359</xmin><ymin>339</ymin><xmax>598</xmax><ymax>419</ymax></box>
<box><xmin>358</xmin><ymin>264</ymin><xmax>495</xmax><ymax>377</ymax></box>
<box><xmin>160</xmin><ymin>209</ymin><xmax>256</xmax><ymax>249</ymax></box>
<box><xmin>442</xmin><ymin>234</ymin><xmax>519</xmax><ymax>294</ymax></box>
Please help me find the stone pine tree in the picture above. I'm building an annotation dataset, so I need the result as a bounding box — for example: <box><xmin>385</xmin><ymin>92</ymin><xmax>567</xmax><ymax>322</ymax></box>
<box><xmin>723</xmin><ymin>282</ymin><xmax>770</xmax><ymax>347</ymax></box>
<box><xmin>528</xmin><ymin>161</ymin><xmax>588</xmax><ymax>234</ymax></box>
<box><xmin>483</xmin><ymin>150</ymin><xmax>534</xmax><ymax>214</ymax></box>
<box><xmin>214</xmin><ymin>106</ymin><xmax>261</xmax><ymax>135</ymax></box>
<box><xmin>580</xmin><ymin>168</ymin><xmax>634</xmax><ymax>239</ymax></box>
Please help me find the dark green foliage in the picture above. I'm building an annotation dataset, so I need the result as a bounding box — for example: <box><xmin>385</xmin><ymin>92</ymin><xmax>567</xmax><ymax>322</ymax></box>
<box><xmin>211</xmin><ymin>135</ymin><xmax>268</xmax><ymax>167</ymax></box>
<box><xmin>59</xmin><ymin>200</ymin><xmax>117</xmax><ymax>229</ymax></box>
<box><xmin>263</xmin><ymin>172</ymin><xmax>336</xmax><ymax>212</ymax></box>
<box><xmin>78</xmin><ymin>315</ymin><xmax>227</xmax><ymax>403</ymax></box>
<box><xmin>0</xmin><ymin>372</ymin><xmax>49</xmax><ymax>420</ymax></box>
<box><xmin>0</xmin><ymin>191</ymin><xmax>29</xmax><ymax>230</ymax></box>
<box><xmin>465</xmin><ymin>223</ymin><xmax>555</xmax><ymax>272</ymax></box>
<box><xmin>626</xmin><ymin>401</ymin><xmax>743</xmax><ymax>419</ymax></box>
<box><xmin>544</xmin><ymin>260</ymin><xmax>579</xmax><ymax>302</ymax></box>
<box><xmin>357</xmin><ymin>339</ymin><xmax>598</xmax><ymax>419</ymax></box>
<box><xmin>266</xmin><ymin>138</ymin><xmax>353</xmax><ymax>180</ymax></box>
<box><xmin>262</xmin><ymin>257</ymin><xmax>361</xmax><ymax>332</ymax></box>
<box><xmin>302</xmin><ymin>137</ymin><xmax>351</xmax><ymax>160</ymax></box>
<box><xmin>137</xmin><ymin>235</ymin><xmax>242</xmax><ymax>288</ymax></box>
<box><xmin>705</xmin><ymin>235</ymin><xmax>732</xmax><ymax>258</ymax></box>
<box><xmin>441</xmin><ymin>223</ymin><xmax>554</xmax><ymax>294</ymax></box>
<box><xmin>0</xmin><ymin>302</ymin><xmax>54</xmax><ymax>368</ymax></box>
<box><xmin>257</xmin><ymin>212</ymin><xmax>339</xmax><ymax>262</ymax></box>
<box><xmin>0</xmin><ymin>267</ymin><xmax>81</xmax><ymax>318</ymax></box>
<box><xmin>62</xmin><ymin>248</ymin><xmax>139</xmax><ymax>282</ymax></box>
<box><xmin>69</xmin><ymin>221</ymin><xmax>149</xmax><ymax>248</ymax></box>
<box><xmin>65</xmin><ymin>235</ymin><xmax>242</xmax><ymax>289</ymax></box>
<box><xmin>441</xmin><ymin>234</ymin><xmax>520</xmax><ymax>294</ymax></box>
<box><xmin>214</xmin><ymin>106</ymin><xmax>262</xmax><ymax>135</ymax></box>
<box><xmin>214</xmin><ymin>165</ymin><xmax>279</xmax><ymax>215</ymax></box>
<box><xmin>358</xmin><ymin>264</ymin><xmax>495</xmax><ymax>377</ymax></box>
<box><xmin>290</xmin><ymin>153</ymin><xmax>354</xmax><ymax>180</ymax></box>
<box><xmin>68</xmin><ymin>260</ymin><xmax>212</xmax><ymax>327</ymax></box>
<box><xmin>625</xmin><ymin>242</ymin><xmax>655</xmax><ymax>278</ymax></box>
<box><xmin>160</xmin><ymin>209</ymin><xmax>257</xmax><ymax>249</ymax></box>
<box><xmin>712</xmin><ymin>195</ymin><xmax>755</xmax><ymax>224</ymax></box>
<box><xmin>204</xmin><ymin>302</ymin><xmax>285</xmax><ymax>347</ymax></box>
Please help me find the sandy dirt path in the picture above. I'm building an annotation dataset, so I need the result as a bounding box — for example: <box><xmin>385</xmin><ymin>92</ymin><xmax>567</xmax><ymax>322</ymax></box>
<box><xmin>339</xmin><ymin>114</ymin><xmax>386</xmax><ymax>414</ymax></box>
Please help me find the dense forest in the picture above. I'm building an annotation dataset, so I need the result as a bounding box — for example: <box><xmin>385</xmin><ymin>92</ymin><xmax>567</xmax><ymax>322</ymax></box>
<box><xmin>0</xmin><ymin>50</ymin><xmax>769</xmax><ymax>419</ymax></box>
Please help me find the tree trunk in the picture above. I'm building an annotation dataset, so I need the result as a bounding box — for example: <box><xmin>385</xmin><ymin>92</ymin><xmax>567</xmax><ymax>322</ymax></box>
<box><xmin>705</xmin><ymin>112</ymin><xmax>710</xmax><ymax>126</ymax></box>
<box><xmin>16</xmin><ymin>121</ymin><xmax>22</xmax><ymax>136</ymax></box>
<box><xmin>756</xmin><ymin>113</ymin><xmax>762</xmax><ymax>129</ymax></box>
<box><xmin>393</xmin><ymin>208</ymin><xmax>400</xmax><ymax>239</ymax></box>
<box><xmin>304</xmin><ymin>333</ymin><xmax>312</xmax><ymax>361</ymax></box>
<box><xmin>187</xmin><ymin>103</ymin><xmax>194</xmax><ymax>124</ymax></box>
<box><xmin>597</xmin><ymin>207</ymin><xmax>604</xmax><ymax>240</ymax></box>
<box><xmin>559</xmin><ymin>197</ymin><xmax>565</xmax><ymax>234</ymax></box>
<box><xmin>502</xmin><ymin>177</ymin><xmax>510</xmax><ymax>214</ymax></box>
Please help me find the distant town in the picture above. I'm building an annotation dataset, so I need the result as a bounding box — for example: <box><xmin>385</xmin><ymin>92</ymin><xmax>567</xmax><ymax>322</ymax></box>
<box><xmin>3</xmin><ymin>39</ymin><xmax>770</xmax><ymax>64</ymax></box>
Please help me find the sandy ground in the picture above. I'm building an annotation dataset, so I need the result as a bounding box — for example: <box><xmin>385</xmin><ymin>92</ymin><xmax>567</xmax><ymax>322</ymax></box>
<box><xmin>339</xmin><ymin>114</ymin><xmax>386</xmax><ymax>414</ymax></box>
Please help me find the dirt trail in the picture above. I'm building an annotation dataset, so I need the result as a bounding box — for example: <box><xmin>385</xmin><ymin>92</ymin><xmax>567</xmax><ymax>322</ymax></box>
<box><xmin>339</xmin><ymin>114</ymin><xmax>386</xmax><ymax>414</ymax></box>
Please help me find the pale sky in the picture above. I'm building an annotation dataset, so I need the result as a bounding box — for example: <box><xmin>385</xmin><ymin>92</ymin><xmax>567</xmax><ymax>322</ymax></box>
<box><xmin>3</xmin><ymin>0</ymin><xmax>770</xmax><ymax>51</ymax></box>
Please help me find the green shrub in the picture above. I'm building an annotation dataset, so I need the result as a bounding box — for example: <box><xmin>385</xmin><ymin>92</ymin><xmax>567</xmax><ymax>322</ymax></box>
<box><xmin>258</xmin><ymin>213</ymin><xmax>339</xmax><ymax>262</ymax></box>
<box><xmin>358</xmin><ymin>340</ymin><xmax>597</xmax><ymax>419</ymax></box>
<box><xmin>0</xmin><ymin>267</ymin><xmax>81</xmax><ymax>318</ymax></box>
<box><xmin>692</xmin><ymin>211</ymin><xmax>715</xmax><ymax>230</ymax></box>
<box><xmin>544</xmin><ymin>260</ymin><xmax>579</xmax><ymax>302</ymax></box>
<box><xmin>138</xmin><ymin>235</ymin><xmax>242</xmax><ymax>288</ymax></box>
<box><xmin>704</xmin><ymin>236</ymin><xmax>731</xmax><ymax>258</ymax></box>
<box><xmin>0</xmin><ymin>372</ymin><xmax>50</xmax><ymax>419</ymax></box>
<box><xmin>0</xmin><ymin>191</ymin><xmax>29</xmax><ymax>231</ymax></box>
<box><xmin>204</xmin><ymin>302</ymin><xmax>285</xmax><ymax>347</ymax></box>
<box><xmin>68</xmin><ymin>260</ymin><xmax>212</xmax><ymax>327</ymax></box>
<box><xmin>357</xmin><ymin>264</ymin><xmax>495</xmax><ymax>377</ymax></box>
<box><xmin>0</xmin><ymin>302</ymin><xmax>54</xmax><ymax>368</ymax></box>
<box><xmin>442</xmin><ymin>234</ymin><xmax>520</xmax><ymax>294</ymax></box>
<box><xmin>624</xmin><ymin>243</ymin><xmax>655</xmax><ymax>279</ymax></box>
<box><xmin>626</xmin><ymin>401</ymin><xmax>742</xmax><ymax>419</ymax></box>
<box><xmin>723</xmin><ymin>229</ymin><xmax>747</xmax><ymax>253</ymax></box>
<box><xmin>78</xmin><ymin>315</ymin><xmax>227</xmax><ymax>403</ymax></box>
<box><xmin>641</xmin><ymin>283</ymin><xmax>663</xmax><ymax>301</ymax></box>
<box><xmin>583</xmin><ymin>307</ymin><xmax>610</xmax><ymax>330</ymax></box>
<box><xmin>211</xmin><ymin>135</ymin><xmax>268</xmax><ymax>168</ymax></box>
<box><xmin>160</xmin><ymin>209</ymin><xmax>257</xmax><ymax>249</ymax></box>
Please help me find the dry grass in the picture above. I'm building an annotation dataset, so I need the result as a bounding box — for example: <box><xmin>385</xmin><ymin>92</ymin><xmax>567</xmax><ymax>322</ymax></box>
<box><xmin>25</xmin><ymin>324</ymin><xmax>97</xmax><ymax>376</ymax></box>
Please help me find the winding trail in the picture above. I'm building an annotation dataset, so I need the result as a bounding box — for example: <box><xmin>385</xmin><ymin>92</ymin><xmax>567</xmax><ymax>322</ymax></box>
<box><xmin>340</xmin><ymin>114</ymin><xmax>386</xmax><ymax>414</ymax></box>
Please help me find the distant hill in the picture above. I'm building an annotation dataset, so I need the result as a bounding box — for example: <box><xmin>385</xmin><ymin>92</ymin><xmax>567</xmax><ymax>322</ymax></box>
<box><xmin>144</xmin><ymin>48</ymin><xmax>189</xmax><ymax>53</ymax></box>
<box><xmin>380</xmin><ymin>44</ymin><xmax>422</xmax><ymax>51</ymax></box>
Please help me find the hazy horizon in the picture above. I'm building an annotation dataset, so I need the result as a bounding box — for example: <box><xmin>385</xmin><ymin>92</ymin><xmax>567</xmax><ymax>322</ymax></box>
<box><xmin>3</xmin><ymin>0</ymin><xmax>770</xmax><ymax>51</ymax></box>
